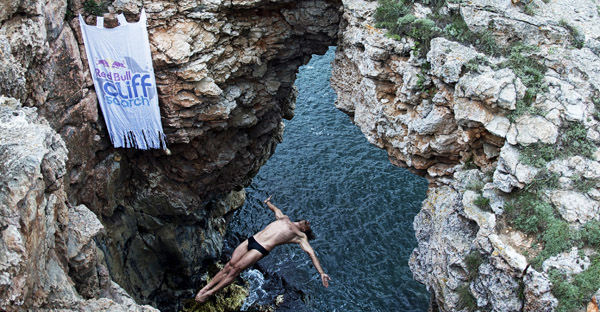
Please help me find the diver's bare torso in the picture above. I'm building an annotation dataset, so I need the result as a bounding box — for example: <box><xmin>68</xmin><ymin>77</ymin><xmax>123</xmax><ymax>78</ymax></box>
<box><xmin>253</xmin><ymin>217</ymin><xmax>303</xmax><ymax>251</ymax></box>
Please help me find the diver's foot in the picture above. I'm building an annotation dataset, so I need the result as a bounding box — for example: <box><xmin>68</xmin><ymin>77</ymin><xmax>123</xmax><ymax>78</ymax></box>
<box><xmin>195</xmin><ymin>292</ymin><xmax>210</xmax><ymax>303</ymax></box>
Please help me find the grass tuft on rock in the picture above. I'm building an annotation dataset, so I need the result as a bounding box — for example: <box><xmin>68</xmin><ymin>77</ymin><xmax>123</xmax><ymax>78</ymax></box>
<box><xmin>559</xmin><ymin>19</ymin><xmax>585</xmax><ymax>49</ymax></box>
<box><xmin>83</xmin><ymin>0</ymin><xmax>109</xmax><ymax>16</ymax></box>
<box><xmin>549</xmin><ymin>255</ymin><xmax>600</xmax><ymax>312</ymax></box>
<box><xmin>374</xmin><ymin>0</ymin><xmax>497</xmax><ymax>56</ymax></box>
<box><xmin>456</xmin><ymin>284</ymin><xmax>478</xmax><ymax>312</ymax></box>
<box><xmin>503</xmin><ymin>44</ymin><xmax>548</xmax><ymax>121</ymax></box>
<box><xmin>465</xmin><ymin>251</ymin><xmax>484</xmax><ymax>281</ymax></box>
<box><xmin>519</xmin><ymin>121</ymin><xmax>597</xmax><ymax>168</ymax></box>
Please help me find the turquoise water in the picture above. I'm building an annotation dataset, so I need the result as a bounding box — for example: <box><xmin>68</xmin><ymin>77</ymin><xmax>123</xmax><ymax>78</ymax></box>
<box><xmin>226</xmin><ymin>47</ymin><xmax>430</xmax><ymax>311</ymax></box>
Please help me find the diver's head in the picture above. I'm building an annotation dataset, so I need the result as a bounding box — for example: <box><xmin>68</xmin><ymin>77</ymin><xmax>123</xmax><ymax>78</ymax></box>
<box><xmin>296</xmin><ymin>220</ymin><xmax>315</xmax><ymax>240</ymax></box>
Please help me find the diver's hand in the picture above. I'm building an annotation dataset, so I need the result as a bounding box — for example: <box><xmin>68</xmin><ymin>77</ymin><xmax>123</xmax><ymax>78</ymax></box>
<box><xmin>263</xmin><ymin>195</ymin><xmax>272</xmax><ymax>204</ymax></box>
<box><xmin>321</xmin><ymin>273</ymin><xmax>331</xmax><ymax>288</ymax></box>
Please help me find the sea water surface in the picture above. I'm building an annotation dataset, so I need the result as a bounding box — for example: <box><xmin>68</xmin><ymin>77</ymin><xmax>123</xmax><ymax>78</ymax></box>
<box><xmin>225</xmin><ymin>47</ymin><xmax>430</xmax><ymax>311</ymax></box>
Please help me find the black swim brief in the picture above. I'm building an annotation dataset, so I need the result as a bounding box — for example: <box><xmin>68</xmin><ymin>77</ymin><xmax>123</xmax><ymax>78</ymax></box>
<box><xmin>248</xmin><ymin>236</ymin><xmax>269</xmax><ymax>256</ymax></box>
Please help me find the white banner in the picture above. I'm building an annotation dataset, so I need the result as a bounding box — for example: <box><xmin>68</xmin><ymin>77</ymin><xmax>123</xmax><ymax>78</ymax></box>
<box><xmin>79</xmin><ymin>10</ymin><xmax>166</xmax><ymax>150</ymax></box>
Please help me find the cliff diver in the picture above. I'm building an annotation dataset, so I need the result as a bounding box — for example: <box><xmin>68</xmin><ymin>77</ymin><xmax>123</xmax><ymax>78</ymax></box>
<box><xmin>195</xmin><ymin>195</ymin><xmax>331</xmax><ymax>303</ymax></box>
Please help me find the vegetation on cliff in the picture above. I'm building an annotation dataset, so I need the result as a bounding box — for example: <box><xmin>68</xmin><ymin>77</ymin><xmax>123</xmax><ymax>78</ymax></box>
<box><xmin>374</xmin><ymin>0</ymin><xmax>495</xmax><ymax>56</ymax></box>
<box><xmin>372</xmin><ymin>0</ymin><xmax>600</xmax><ymax>310</ymax></box>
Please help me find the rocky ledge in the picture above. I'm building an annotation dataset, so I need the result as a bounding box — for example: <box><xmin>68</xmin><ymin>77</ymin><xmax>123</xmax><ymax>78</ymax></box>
<box><xmin>332</xmin><ymin>0</ymin><xmax>600</xmax><ymax>311</ymax></box>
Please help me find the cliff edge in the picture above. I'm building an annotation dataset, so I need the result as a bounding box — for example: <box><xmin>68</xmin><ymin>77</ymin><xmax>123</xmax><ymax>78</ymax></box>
<box><xmin>331</xmin><ymin>0</ymin><xmax>600</xmax><ymax>311</ymax></box>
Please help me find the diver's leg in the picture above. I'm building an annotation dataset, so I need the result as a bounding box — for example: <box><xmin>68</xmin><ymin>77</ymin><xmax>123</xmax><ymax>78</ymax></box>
<box><xmin>195</xmin><ymin>239</ymin><xmax>249</xmax><ymax>300</ymax></box>
<box><xmin>196</xmin><ymin>250</ymin><xmax>263</xmax><ymax>302</ymax></box>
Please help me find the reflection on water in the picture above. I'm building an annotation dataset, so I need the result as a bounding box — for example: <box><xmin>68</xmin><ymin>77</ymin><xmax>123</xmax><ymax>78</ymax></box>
<box><xmin>226</xmin><ymin>47</ymin><xmax>430</xmax><ymax>311</ymax></box>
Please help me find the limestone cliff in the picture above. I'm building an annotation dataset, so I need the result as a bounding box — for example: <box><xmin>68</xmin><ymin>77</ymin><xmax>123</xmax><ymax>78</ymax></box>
<box><xmin>0</xmin><ymin>97</ymin><xmax>157</xmax><ymax>311</ymax></box>
<box><xmin>3</xmin><ymin>0</ymin><xmax>600</xmax><ymax>311</ymax></box>
<box><xmin>0</xmin><ymin>0</ymin><xmax>341</xmax><ymax>310</ymax></box>
<box><xmin>332</xmin><ymin>0</ymin><xmax>600</xmax><ymax>311</ymax></box>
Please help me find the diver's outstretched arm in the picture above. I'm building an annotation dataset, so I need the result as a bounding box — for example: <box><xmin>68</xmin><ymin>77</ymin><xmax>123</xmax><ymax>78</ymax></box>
<box><xmin>264</xmin><ymin>196</ymin><xmax>285</xmax><ymax>219</ymax></box>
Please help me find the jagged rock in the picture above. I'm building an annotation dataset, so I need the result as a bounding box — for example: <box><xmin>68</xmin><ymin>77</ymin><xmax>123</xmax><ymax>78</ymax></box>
<box><xmin>0</xmin><ymin>101</ymin><xmax>154</xmax><ymax>311</ymax></box>
<box><xmin>506</xmin><ymin>115</ymin><xmax>559</xmax><ymax>146</ymax></box>
<box><xmin>549</xmin><ymin>190</ymin><xmax>600</xmax><ymax>224</ymax></box>
<box><xmin>471</xmin><ymin>262</ymin><xmax>522</xmax><ymax>312</ymax></box>
<box><xmin>409</xmin><ymin>185</ymin><xmax>480</xmax><ymax>311</ymax></box>
<box><xmin>493</xmin><ymin>143</ymin><xmax>537</xmax><ymax>192</ymax></box>
<box><xmin>334</xmin><ymin>1</ymin><xmax>600</xmax><ymax>311</ymax></box>
<box><xmin>3</xmin><ymin>0</ymin><xmax>600</xmax><ymax>311</ymax></box>
<box><xmin>456</xmin><ymin>68</ymin><xmax>518</xmax><ymax>110</ymax></box>
<box><xmin>0</xmin><ymin>0</ymin><xmax>343</xmax><ymax>308</ymax></box>
<box><xmin>542</xmin><ymin>247</ymin><xmax>591</xmax><ymax>275</ymax></box>
<box><xmin>485</xmin><ymin>116</ymin><xmax>511</xmax><ymax>139</ymax></box>
<box><xmin>427</xmin><ymin>38</ymin><xmax>482</xmax><ymax>84</ymax></box>
<box><xmin>67</xmin><ymin>205</ymin><xmax>106</xmax><ymax>298</ymax></box>
<box><xmin>523</xmin><ymin>268</ymin><xmax>559</xmax><ymax>312</ymax></box>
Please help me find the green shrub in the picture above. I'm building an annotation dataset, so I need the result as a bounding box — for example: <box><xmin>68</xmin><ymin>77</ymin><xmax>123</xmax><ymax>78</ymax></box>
<box><xmin>457</xmin><ymin>284</ymin><xmax>478</xmax><ymax>312</ymax></box>
<box><xmin>474</xmin><ymin>195</ymin><xmax>490</xmax><ymax>210</ymax></box>
<box><xmin>463</xmin><ymin>55</ymin><xmax>491</xmax><ymax>73</ymax></box>
<box><xmin>475</xmin><ymin>31</ymin><xmax>498</xmax><ymax>56</ymax></box>
<box><xmin>505</xmin><ymin>45</ymin><xmax>546</xmax><ymax>87</ymax></box>
<box><xmin>582</xmin><ymin>221</ymin><xmax>600</xmax><ymax>247</ymax></box>
<box><xmin>525</xmin><ymin>170</ymin><xmax>560</xmax><ymax>192</ymax></box>
<box><xmin>465</xmin><ymin>251</ymin><xmax>484</xmax><ymax>281</ymax></box>
<box><xmin>375</xmin><ymin>0</ymin><xmax>497</xmax><ymax>56</ymax></box>
<box><xmin>83</xmin><ymin>0</ymin><xmax>108</xmax><ymax>16</ymax></box>
<box><xmin>408</xmin><ymin>18</ymin><xmax>441</xmax><ymax>43</ymax></box>
<box><xmin>519</xmin><ymin>143</ymin><xmax>559</xmax><ymax>168</ymax></box>
<box><xmin>503</xmin><ymin>44</ymin><xmax>548</xmax><ymax>120</ymax></box>
<box><xmin>374</xmin><ymin>0</ymin><xmax>410</xmax><ymax>31</ymax></box>
<box><xmin>537</xmin><ymin>219</ymin><xmax>575</xmax><ymax>256</ymax></box>
<box><xmin>504</xmin><ymin>191</ymin><xmax>554</xmax><ymax>234</ymax></box>
<box><xmin>549</xmin><ymin>256</ymin><xmax>600</xmax><ymax>312</ymax></box>
<box><xmin>505</xmin><ymin>189</ymin><xmax>598</xmax><ymax>270</ymax></box>
<box><xmin>508</xmin><ymin>99</ymin><xmax>543</xmax><ymax>122</ymax></box>
<box><xmin>571</xmin><ymin>175</ymin><xmax>596</xmax><ymax>193</ymax></box>
<box><xmin>443</xmin><ymin>19</ymin><xmax>471</xmax><ymax>42</ymax></box>
<box><xmin>519</xmin><ymin>122</ymin><xmax>597</xmax><ymax>168</ymax></box>
<box><xmin>563</xmin><ymin>122</ymin><xmax>596</xmax><ymax>159</ymax></box>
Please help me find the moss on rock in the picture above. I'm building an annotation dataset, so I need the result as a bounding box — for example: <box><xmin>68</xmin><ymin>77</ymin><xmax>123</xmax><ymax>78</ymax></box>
<box><xmin>181</xmin><ymin>283</ymin><xmax>249</xmax><ymax>312</ymax></box>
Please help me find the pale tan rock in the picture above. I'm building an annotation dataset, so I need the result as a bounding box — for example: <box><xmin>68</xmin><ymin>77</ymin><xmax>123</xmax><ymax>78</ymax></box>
<box><xmin>550</xmin><ymin>190</ymin><xmax>600</xmax><ymax>224</ymax></box>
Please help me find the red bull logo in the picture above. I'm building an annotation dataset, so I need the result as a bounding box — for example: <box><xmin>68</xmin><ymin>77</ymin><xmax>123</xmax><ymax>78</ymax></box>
<box><xmin>112</xmin><ymin>61</ymin><xmax>126</xmax><ymax>69</ymax></box>
<box><xmin>96</xmin><ymin>59</ymin><xmax>128</xmax><ymax>69</ymax></box>
<box><xmin>97</xmin><ymin>59</ymin><xmax>110</xmax><ymax>67</ymax></box>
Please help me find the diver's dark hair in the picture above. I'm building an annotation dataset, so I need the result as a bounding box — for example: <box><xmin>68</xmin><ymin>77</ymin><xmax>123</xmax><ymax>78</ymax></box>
<box><xmin>296</xmin><ymin>220</ymin><xmax>316</xmax><ymax>240</ymax></box>
<box><xmin>304</xmin><ymin>228</ymin><xmax>316</xmax><ymax>241</ymax></box>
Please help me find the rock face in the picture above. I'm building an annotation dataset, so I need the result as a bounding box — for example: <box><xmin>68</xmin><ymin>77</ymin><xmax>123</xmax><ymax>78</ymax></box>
<box><xmin>3</xmin><ymin>0</ymin><xmax>599</xmax><ymax>311</ymax></box>
<box><xmin>0</xmin><ymin>97</ymin><xmax>157</xmax><ymax>311</ymax></box>
<box><xmin>0</xmin><ymin>0</ymin><xmax>341</xmax><ymax>310</ymax></box>
<box><xmin>332</xmin><ymin>0</ymin><xmax>600</xmax><ymax>311</ymax></box>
